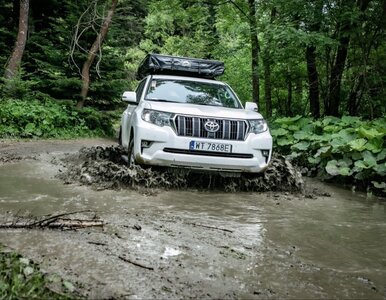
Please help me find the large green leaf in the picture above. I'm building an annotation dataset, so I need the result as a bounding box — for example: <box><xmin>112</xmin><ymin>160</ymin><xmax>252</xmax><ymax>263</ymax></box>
<box><xmin>322</xmin><ymin>116</ymin><xmax>339</xmax><ymax>126</ymax></box>
<box><xmin>324</xmin><ymin>125</ymin><xmax>337</xmax><ymax>132</ymax></box>
<box><xmin>325</xmin><ymin>159</ymin><xmax>352</xmax><ymax>176</ymax></box>
<box><xmin>274</xmin><ymin>115</ymin><xmax>302</xmax><ymax>125</ymax></box>
<box><xmin>373</xmin><ymin>163</ymin><xmax>386</xmax><ymax>176</ymax></box>
<box><xmin>293</xmin><ymin>131</ymin><xmax>310</xmax><ymax>140</ymax></box>
<box><xmin>308</xmin><ymin>156</ymin><xmax>321</xmax><ymax>165</ymax></box>
<box><xmin>315</xmin><ymin>146</ymin><xmax>331</xmax><ymax>157</ymax></box>
<box><xmin>364</xmin><ymin>138</ymin><xmax>383</xmax><ymax>153</ymax></box>
<box><xmin>363</xmin><ymin>151</ymin><xmax>377</xmax><ymax>167</ymax></box>
<box><xmin>271</xmin><ymin>128</ymin><xmax>288</xmax><ymax>136</ymax></box>
<box><xmin>277</xmin><ymin>138</ymin><xmax>294</xmax><ymax>146</ymax></box>
<box><xmin>354</xmin><ymin>151</ymin><xmax>377</xmax><ymax>170</ymax></box>
<box><xmin>358</xmin><ymin>127</ymin><xmax>384</xmax><ymax>140</ymax></box>
<box><xmin>331</xmin><ymin>129</ymin><xmax>356</xmax><ymax>143</ymax></box>
<box><xmin>348</xmin><ymin>138</ymin><xmax>367</xmax><ymax>151</ymax></box>
<box><xmin>24</xmin><ymin>123</ymin><xmax>36</xmax><ymax>134</ymax></box>
<box><xmin>288</xmin><ymin>125</ymin><xmax>300</xmax><ymax>131</ymax></box>
<box><xmin>372</xmin><ymin>181</ymin><xmax>386</xmax><ymax>190</ymax></box>
<box><xmin>340</xmin><ymin>116</ymin><xmax>361</xmax><ymax>126</ymax></box>
<box><xmin>292</xmin><ymin>141</ymin><xmax>310</xmax><ymax>151</ymax></box>
<box><xmin>376</xmin><ymin>149</ymin><xmax>386</xmax><ymax>161</ymax></box>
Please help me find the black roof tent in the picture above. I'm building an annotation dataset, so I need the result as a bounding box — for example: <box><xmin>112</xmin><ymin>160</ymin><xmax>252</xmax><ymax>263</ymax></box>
<box><xmin>136</xmin><ymin>53</ymin><xmax>225</xmax><ymax>80</ymax></box>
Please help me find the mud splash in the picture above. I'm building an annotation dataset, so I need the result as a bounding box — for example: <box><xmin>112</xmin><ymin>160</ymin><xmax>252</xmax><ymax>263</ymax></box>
<box><xmin>56</xmin><ymin>146</ymin><xmax>304</xmax><ymax>192</ymax></box>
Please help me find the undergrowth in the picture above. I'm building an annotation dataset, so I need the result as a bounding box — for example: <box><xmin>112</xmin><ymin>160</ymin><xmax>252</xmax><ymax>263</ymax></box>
<box><xmin>270</xmin><ymin>115</ymin><xmax>386</xmax><ymax>195</ymax></box>
<box><xmin>0</xmin><ymin>247</ymin><xmax>76</xmax><ymax>299</ymax></box>
<box><xmin>0</xmin><ymin>96</ymin><xmax>114</xmax><ymax>139</ymax></box>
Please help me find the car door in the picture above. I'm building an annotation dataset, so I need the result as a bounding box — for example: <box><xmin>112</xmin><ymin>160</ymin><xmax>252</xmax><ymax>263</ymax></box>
<box><xmin>121</xmin><ymin>78</ymin><xmax>147</xmax><ymax>148</ymax></box>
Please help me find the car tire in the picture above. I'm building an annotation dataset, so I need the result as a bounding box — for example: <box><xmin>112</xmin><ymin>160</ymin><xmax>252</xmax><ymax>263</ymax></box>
<box><xmin>118</xmin><ymin>127</ymin><xmax>122</xmax><ymax>145</ymax></box>
<box><xmin>127</xmin><ymin>138</ymin><xmax>137</xmax><ymax>168</ymax></box>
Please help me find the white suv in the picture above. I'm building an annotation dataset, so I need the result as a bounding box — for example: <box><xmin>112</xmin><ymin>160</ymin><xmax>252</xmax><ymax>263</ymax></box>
<box><xmin>119</xmin><ymin>54</ymin><xmax>272</xmax><ymax>174</ymax></box>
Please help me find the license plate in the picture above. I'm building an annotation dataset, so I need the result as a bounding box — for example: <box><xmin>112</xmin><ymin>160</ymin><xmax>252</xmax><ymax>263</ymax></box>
<box><xmin>189</xmin><ymin>141</ymin><xmax>232</xmax><ymax>153</ymax></box>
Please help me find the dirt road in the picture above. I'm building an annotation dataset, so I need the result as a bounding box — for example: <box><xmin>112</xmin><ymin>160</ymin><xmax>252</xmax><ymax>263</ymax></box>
<box><xmin>0</xmin><ymin>138</ymin><xmax>385</xmax><ymax>299</ymax></box>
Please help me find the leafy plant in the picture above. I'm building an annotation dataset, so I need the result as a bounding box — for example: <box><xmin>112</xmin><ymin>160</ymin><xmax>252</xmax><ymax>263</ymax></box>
<box><xmin>0</xmin><ymin>248</ymin><xmax>75</xmax><ymax>299</ymax></box>
<box><xmin>271</xmin><ymin>116</ymin><xmax>386</xmax><ymax>195</ymax></box>
<box><xmin>0</xmin><ymin>98</ymin><xmax>114</xmax><ymax>139</ymax></box>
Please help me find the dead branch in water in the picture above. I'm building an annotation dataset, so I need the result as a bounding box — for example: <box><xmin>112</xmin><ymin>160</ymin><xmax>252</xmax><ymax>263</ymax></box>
<box><xmin>0</xmin><ymin>210</ymin><xmax>104</xmax><ymax>230</ymax></box>
<box><xmin>186</xmin><ymin>222</ymin><xmax>234</xmax><ymax>233</ymax></box>
<box><xmin>118</xmin><ymin>255</ymin><xmax>154</xmax><ymax>271</ymax></box>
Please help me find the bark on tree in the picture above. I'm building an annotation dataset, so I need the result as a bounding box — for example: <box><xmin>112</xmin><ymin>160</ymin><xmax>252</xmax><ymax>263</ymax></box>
<box><xmin>306</xmin><ymin>45</ymin><xmax>320</xmax><ymax>118</ymax></box>
<box><xmin>263</xmin><ymin>54</ymin><xmax>272</xmax><ymax>117</ymax></box>
<box><xmin>262</xmin><ymin>8</ymin><xmax>276</xmax><ymax>118</ymax></box>
<box><xmin>4</xmin><ymin>0</ymin><xmax>29</xmax><ymax>79</ymax></box>
<box><xmin>347</xmin><ymin>74</ymin><xmax>364</xmax><ymax>115</ymax></box>
<box><xmin>248</xmin><ymin>0</ymin><xmax>260</xmax><ymax>107</ymax></box>
<box><xmin>286</xmin><ymin>69</ymin><xmax>292</xmax><ymax>116</ymax></box>
<box><xmin>347</xmin><ymin>0</ymin><xmax>386</xmax><ymax>115</ymax></box>
<box><xmin>325</xmin><ymin>0</ymin><xmax>371</xmax><ymax>116</ymax></box>
<box><xmin>76</xmin><ymin>0</ymin><xmax>118</xmax><ymax>109</ymax></box>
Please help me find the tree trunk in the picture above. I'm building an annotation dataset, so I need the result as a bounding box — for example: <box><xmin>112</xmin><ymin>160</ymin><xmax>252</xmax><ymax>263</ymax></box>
<box><xmin>263</xmin><ymin>54</ymin><xmax>272</xmax><ymax>117</ymax></box>
<box><xmin>325</xmin><ymin>0</ymin><xmax>371</xmax><ymax>116</ymax></box>
<box><xmin>347</xmin><ymin>0</ymin><xmax>385</xmax><ymax>115</ymax></box>
<box><xmin>286</xmin><ymin>69</ymin><xmax>292</xmax><ymax>116</ymax></box>
<box><xmin>347</xmin><ymin>74</ymin><xmax>364</xmax><ymax>115</ymax></box>
<box><xmin>205</xmin><ymin>0</ymin><xmax>218</xmax><ymax>58</ymax></box>
<box><xmin>248</xmin><ymin>0</ymin><xmax>260</xmax><ymax>107</ymax></box>
<box><xmin>4</xmin><ymin>0</ymin><xmax>29</xmax><ymax>79</ymax></box>
<box><xmin>76</xmin><ymin>0</ymin><xmax>118</xmax><ymax>109</ymax></box>
<box><xmin>306</xmin><ymin>45</ymin><xmax>320</xmax><ymax>118</ymax></box>
<box><xmin>262</xmin><ymin>8</ymin><xmax>275</xmax><ymax>118</ymax></box>
<box><xmin>325</xmin><ymin>34</ymin><xmax>349</xmax><ymax>116</ymax></box>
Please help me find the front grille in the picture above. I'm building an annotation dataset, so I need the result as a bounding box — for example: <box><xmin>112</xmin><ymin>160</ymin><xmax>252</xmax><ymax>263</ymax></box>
<box><xmin>163</xmin><ymin>148</ymin><xmax>253</xmax><ymax>159</ymax></box>
<box><xmin>174</xmin><ymin>115</ymin><xmax>248</xmax><ymax>140</ymax></box>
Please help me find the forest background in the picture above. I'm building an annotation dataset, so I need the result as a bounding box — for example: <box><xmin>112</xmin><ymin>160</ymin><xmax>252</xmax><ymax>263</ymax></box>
<box><xmin>0</xmin><ymin>0</ymin><xmax>385</xmax><ymax>192</ymax></box>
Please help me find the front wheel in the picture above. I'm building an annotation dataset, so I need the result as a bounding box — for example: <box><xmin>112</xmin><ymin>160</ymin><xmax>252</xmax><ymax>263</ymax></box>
<box><xmin>127</xmin><ymin>139</ymin><xmax>137</xmax><ymax>168</ymax></box>
<box><xmin>118</xmin><ymin>126</ymin><xmax>122</xmax><ymax>145</ymax></box>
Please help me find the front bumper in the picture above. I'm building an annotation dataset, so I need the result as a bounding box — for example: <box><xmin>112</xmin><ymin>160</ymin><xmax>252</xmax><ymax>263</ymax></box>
<box><xmin>133</xmin><ymin>120</ymin><xmax>272</xmax><ymax>173</ymax></box>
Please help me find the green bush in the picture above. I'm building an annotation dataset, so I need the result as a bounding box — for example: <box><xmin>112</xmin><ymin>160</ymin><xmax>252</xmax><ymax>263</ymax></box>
<box><xmin>0</xmin><ymin>98</ymin><xmax>114</xmax><ymax>139</ymax></box>
<box><xmin>270</xmin><ymin>115</ymin><xmax>386</xmax><ymax>195</ymax></box>
<box><xmin>0</xmin><ymin>249</ymin><xmax>75</xmax><ymax>299</ymax></box>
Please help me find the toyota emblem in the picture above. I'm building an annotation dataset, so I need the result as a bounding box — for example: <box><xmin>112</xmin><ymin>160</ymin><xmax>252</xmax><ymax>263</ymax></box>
<box><xmin>204</xmin><ymin>120</ymin><xmax>220</xmax><ymax>133</ymax></box>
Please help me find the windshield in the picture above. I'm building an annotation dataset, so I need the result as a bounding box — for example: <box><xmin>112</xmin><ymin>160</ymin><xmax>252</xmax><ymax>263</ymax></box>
<box><xmin>144</xmin><ymin>79</ymin><xmax>242</xmax><ymax>109</ymax></box>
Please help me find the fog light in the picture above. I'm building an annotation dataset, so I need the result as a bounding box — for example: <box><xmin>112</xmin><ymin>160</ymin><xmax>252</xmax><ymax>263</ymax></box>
<box><xmin>261</xmin><ymin>150</ymin><xmax>270</xmax><ymax>163</ymax></box>
<box><xmin>141</xmin><ymin>140</ymin><xmax>152</xmax><ymax>148</ymax></box>
<box><xmin>262</xmin><ymin>150</ymin><xmax>270</xmax><ymax>157</ymax></box>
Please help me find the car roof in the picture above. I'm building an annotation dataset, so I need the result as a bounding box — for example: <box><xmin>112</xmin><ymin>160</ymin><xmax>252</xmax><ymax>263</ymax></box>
<box><xmin>150</xmin><ymin>74</ymin><xmax>226</xmax><ymax>85</ymax></box>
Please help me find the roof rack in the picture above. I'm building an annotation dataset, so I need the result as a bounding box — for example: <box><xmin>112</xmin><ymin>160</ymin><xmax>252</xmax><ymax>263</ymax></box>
<box><xmin>136</xmin><ymin>53</ymin><xmax>225</xmax><ymax>80</ymax></box>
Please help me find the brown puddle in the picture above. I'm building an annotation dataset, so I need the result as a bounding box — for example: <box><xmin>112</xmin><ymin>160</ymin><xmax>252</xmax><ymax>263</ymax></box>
<box><xmin>0</xmin><ymin>148</ymin><xmax>385</xmax><ymax>299</ymax></box>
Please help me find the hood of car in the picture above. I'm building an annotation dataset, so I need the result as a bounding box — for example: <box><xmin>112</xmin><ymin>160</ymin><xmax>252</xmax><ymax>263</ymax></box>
<box><xmin>142</xmin><ymin>101</ymin><xmax>264</xmax><ymax>120</ymax></box>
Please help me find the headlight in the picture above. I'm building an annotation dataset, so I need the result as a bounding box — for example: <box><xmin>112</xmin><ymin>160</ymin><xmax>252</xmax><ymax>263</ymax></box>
<box><xmin>142</xmin><ymin>109</ymin><xmax>173</xmax><ymax>127</ymax></box>
<box><xmin>248</xmin><ymin>119</ymin><xmax>268</xmax><ymax>134</ymax></box>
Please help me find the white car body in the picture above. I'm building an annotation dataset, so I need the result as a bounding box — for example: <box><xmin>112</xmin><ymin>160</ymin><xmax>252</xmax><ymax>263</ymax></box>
<box><xmin>120</xmin><ymin>74</ymin><xmax>272</xmax><ymax>173</ymax></box>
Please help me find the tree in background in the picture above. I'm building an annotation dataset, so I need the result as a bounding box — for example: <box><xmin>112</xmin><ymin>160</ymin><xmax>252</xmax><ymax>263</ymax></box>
<box><xmin>4</xmin><ymin>0</ymin><xmax>29</xmax><ymax>80</ymax></box>
<box><xmin>0</xmin><ymin>0</ymin><xmax>384</xmax><ymax>118</ymax></box>
<box><xmin>71</xmin><ymin>0</ymin><xmax>118</xmax><ymax>109</ymax></box>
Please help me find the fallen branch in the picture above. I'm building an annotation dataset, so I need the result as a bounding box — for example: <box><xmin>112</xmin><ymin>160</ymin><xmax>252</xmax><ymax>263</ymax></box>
<box><xmin>0</xmin><ymin>210</ymin><xmax>104</xmax><ymax>230</ymax></box>
<box><xmin>118</xmin><ymin>255</ymin><xmax>154</xmax><ymax>271</ymax></box>
<box><xmin>88</xmin><ymin>241</ymin><xmax>107</xmax><ymax>246</ymax></box>
<box><xmin>186</xmin><ymin>222</ymin><xmax>233</xmax><ymax>233</ymax></box>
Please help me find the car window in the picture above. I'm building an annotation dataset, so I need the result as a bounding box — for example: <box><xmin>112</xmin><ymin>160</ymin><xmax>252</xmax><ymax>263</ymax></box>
<box><xmin>135</xmin><ymin>79</ymin><xmax>147</xmax><ymax>103</ymax></box>
<box><xmin>145</xmin><ymin>79</ymin><xmax>242</xmax><ymax>109</ymax></box>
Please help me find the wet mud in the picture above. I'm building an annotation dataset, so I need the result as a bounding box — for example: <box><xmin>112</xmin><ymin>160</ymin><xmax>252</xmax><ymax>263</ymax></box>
<box><xmin>56</xmin><ymin>145</ymin><xmax>304</xmax><ymax>192</ymax></box>
<box><xmin>1</xmin><ymin>139</ymin><xmax>386</xmax><ymax>299</ymax></box>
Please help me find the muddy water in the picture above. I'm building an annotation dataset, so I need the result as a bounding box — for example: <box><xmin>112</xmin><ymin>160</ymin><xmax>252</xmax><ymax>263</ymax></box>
<box><xmin>0</xmin><ymin>159</ymin><xmax>385</xmax><ymax>299</ymax></box>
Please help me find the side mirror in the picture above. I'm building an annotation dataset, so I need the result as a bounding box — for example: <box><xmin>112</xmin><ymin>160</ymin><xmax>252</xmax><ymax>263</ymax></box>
<box><xmin>245</xmin><ymin>102</ymin><xmax>258</xmax><ymax>111</ymax></box>
<box><xmin>122</xmin><ymin>91</ymin><xmax>137</xmax><ymax>103</ymax></box>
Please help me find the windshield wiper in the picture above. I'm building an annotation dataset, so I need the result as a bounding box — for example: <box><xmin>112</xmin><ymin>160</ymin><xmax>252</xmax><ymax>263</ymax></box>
<box><xmin>145</xmin><ymin>98</ymin><xmax>180</xmax><ymax>103</ymax></box>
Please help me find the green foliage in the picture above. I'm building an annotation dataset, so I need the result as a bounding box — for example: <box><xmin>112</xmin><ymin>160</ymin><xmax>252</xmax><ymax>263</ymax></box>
<box><xmin>0</xmin><ymin>249</ymin><xmax>74</xmax><ymax>299</ymax></box>
<box><xmin>271</xmin><ymin>116</ymin><xmax>386</xmax><ymax>194</ymax></box>
<box><xmin>0</xmin><ymin>98</ymin><xmax>114</xmax><ymax>139</ymax></box>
